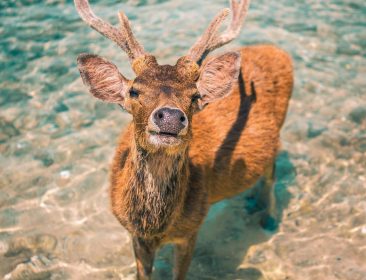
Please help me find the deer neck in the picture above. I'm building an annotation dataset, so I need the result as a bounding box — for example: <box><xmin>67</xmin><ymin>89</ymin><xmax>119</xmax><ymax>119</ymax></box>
<box><xmin>125</xmin><ymin>141</ymin><xmax>189</xmax><ymax>238</ymax></box>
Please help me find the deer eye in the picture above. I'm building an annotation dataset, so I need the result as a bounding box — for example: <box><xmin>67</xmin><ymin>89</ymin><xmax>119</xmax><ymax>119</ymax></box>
<box><xmin>191</xmin><ymin>94</ymin><xmax>201</xmax><ymax>103</ymax></box>
<box><xmin>129</xmin><ymin>88</ymin><xmax>139</xmax><ymax>98</ymax></box>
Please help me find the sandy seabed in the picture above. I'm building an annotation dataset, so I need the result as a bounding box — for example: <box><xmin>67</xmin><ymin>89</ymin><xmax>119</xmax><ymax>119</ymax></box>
<box><xmin>1</xmin><ymin>0</ymin><xmax>365</xmax><ymax>279</ymax></box>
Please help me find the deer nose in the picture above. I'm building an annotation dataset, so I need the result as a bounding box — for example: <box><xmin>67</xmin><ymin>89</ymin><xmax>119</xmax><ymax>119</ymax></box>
<box><xmin>153</xmin><ymin>107</ymin><xmax>187</xmax><ymax>135</ymax></box>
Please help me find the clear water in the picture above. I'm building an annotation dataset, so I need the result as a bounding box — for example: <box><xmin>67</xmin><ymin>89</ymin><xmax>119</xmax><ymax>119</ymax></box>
<box><xmin>1</xmin><ymin>0</ymin><xmax>365</xmax><ymax>279</ymax></box>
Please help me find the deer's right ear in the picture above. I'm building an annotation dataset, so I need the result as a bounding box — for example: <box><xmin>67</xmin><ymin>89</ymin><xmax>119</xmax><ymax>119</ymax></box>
<box><xmin>77</xmin><ymin>54</ymin><xmax>130</xmax><ymax>105</ymax></box>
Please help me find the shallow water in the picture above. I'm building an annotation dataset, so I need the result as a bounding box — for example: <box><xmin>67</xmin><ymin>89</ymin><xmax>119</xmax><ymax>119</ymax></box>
<box><xmin>1</xmin><ymin>0</ymin><xmax>365</xmax><ymax>279</ymax></box>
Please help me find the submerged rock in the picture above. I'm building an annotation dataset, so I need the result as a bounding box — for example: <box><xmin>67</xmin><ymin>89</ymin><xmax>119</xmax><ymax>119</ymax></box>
<box><xmin>307</xmin><ymin>122</ymin><xmax>327</xmax><ymax>139</ymax></box>
<box><xmin>348</xmin><ymin>107</ymin><xmax>366</xmax><ymax>124</ymax></box>
<box><xmin>54</xmin><ymin>102</ymin><xmax>69</xmax><ymax>113</ymax></box>
<box><xmin>4</xmin><ymin>255</ymin><xmax>53</xmax><ymax>280</ymax></box>
<box><xmin>0</xmin><ymin>88</ymin><xmax>31</xmax><ymax>106</ymax></box>
<box><xmin>33</xmin><ymin>150</ymin><xmax>54</xmax><ymax>167</ymax></box>
<box><xmin>5</xmin><ymin>234</ymin><xmax>57</xmax><ymax>258</ymax></box>
<box><xmin>0</xmin><ymin>118</ymin><xmax>20</xmax><ymax>143</ymax></box>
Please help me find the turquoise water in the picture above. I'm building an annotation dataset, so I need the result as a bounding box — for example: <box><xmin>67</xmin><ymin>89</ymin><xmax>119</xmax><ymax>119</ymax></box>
<box><xmin>1</xmin><ymin>0</ymin><xmax>365</xmax><ymax>279</ymax></box>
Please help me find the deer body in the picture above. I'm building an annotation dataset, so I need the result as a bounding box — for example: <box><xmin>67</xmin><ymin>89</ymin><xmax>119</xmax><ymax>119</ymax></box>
<box><xmin>74</xmin><ymin>0</ymin><xmax>293</xmax><ymax>278</ymax></box>
<box><xmin>110</xmin><ymin>45</ymin><xmax>292</xmax><ymax>278</ymax></box>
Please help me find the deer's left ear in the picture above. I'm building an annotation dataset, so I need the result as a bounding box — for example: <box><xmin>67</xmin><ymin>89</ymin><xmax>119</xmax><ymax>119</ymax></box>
<box><xmin>196</xmin><ymin>52</ymin><xmax>241</xmax><ymax>109</ymax></box>
<box><xmin>77</xmin><ymin>53</ymin><xmax>130</xmax><ymax>105</ymax></box>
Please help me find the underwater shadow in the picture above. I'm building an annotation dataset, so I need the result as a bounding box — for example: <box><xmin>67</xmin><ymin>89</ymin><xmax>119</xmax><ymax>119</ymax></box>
<box><xmin>189</xmin><ymin>149</ymin><xmax>295</xmax><ymax>279</ymax></box>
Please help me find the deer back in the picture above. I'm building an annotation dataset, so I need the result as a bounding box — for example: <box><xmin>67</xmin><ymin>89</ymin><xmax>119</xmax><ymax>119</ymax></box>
<box><xmin>189</xmin><ymin>45</ymin><xmax>293</xmax><ymax>203</ymax></box>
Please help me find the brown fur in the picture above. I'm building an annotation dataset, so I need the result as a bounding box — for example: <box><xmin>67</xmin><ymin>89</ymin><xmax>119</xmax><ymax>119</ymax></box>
<box><xmin>108</xmin><ymin>45</ymin><xmax>293</xmax><ymax>279</ymax></box>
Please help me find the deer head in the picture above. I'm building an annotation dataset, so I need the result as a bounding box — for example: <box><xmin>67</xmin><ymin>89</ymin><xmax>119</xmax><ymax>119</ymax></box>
<box><xmin>75</xmin><ymin>0</ymin><xmax>250</xmax><ymax>153</ymax></box>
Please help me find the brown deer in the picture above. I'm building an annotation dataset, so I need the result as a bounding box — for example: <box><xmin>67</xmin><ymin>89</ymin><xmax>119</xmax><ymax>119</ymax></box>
<box><xmin>74</xmin><ymin>0</ymin><xmax>293</xmax><ymax>279</ymax></box>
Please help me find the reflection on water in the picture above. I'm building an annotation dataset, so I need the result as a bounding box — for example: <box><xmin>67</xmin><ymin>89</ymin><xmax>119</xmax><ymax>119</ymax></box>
<box><xmin>1</xmin><ymin>0</ymin><xmax>365</xmax><ymax>279</ymax></box>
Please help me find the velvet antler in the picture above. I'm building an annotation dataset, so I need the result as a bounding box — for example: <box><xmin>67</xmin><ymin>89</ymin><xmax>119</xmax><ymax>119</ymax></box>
<box><xmin>187</xmin><ymin>0</ymin><xmax>251</xmax><ymax>64</ymax></box>
<box><xmin>74</xmin><ymin>0</ymin><xmax>146</xmax><ymax>63</ymax></box>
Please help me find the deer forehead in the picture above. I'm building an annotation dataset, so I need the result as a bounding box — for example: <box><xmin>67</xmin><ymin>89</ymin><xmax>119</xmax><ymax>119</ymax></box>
<box><xmin>133</xmin><ymin>64</ymin><xmax>198</xmax><ymax>93</ymax></box>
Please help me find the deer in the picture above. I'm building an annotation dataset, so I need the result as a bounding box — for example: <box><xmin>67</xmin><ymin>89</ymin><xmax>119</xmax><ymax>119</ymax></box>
<box><xmin>74</xmin><ymin>0</ymin><xmax>293</xmax><ymax>279</ymax></box>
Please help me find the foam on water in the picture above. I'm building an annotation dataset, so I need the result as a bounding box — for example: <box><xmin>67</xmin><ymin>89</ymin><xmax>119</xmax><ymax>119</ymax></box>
<box><xmin>1</xmin><ymin>0</ymin><xmax>365</xmax><ymax>279</ymax></box>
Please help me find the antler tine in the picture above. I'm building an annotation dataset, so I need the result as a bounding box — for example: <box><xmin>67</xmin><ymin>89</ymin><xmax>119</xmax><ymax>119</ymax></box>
<box><xmin>187</xmin><ymin>8</ymin><xmax>230</xmax><ymax>63</ymax></box>
<box><xmin>118</xmin><ymin>12</ymin><xmax>145</xmax><ymax>59</ymax></box>
<box><xmin>187</xmin><ymin>0</ymin><xmax>251</xmax><ymax>64</ymax></box>
<box><xmin>74</xmin><ymin>0</ymin><xmax>145</xmax><ymax>62</ymax></box>
<box><xmin>210</xmin><ymin>0</ymin><xmax>250</xmax><ymax>49</ymax></box>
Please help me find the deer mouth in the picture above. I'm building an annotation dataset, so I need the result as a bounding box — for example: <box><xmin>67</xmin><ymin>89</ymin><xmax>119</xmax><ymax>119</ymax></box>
<box><xmin>148</xmin><ymin>130</ymin><xmax>181</xmax><ymax>146</ymax></box>
<box><xmin>150</xmin><ymin>131</ymin><xmax>178</xmax><ymax>137</ymax></box>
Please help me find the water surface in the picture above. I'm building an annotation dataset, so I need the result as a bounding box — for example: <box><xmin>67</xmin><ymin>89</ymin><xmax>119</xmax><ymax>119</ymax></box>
<box><xmin>1</xmin><ymin>0</ymin><xmax>366</xmax><ymax>279</ymax></box>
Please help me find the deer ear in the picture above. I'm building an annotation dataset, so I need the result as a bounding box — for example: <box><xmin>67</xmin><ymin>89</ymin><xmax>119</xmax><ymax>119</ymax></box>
<box><xmin>196</xmin><ymin>52</ymin><xmax>241</xmax><ymax>109</ymax></box>
<box><xmin>77</xmin><ymin>53</ymin><xmax>130</xmax><ymax>105</ymax></box>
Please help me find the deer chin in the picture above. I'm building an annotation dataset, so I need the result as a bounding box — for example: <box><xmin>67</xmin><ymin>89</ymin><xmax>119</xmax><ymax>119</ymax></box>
<box><xmin>147</xmin><ymin>131</ymin><xmax>182</xmax><ymax>147</ymax></box>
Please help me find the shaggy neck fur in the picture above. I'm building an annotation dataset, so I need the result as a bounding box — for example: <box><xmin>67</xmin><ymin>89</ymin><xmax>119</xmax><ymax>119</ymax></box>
<box><xmin>125</xmin><ymin>142</ymin><xmax>189</xmax><ymax>238</ymax></box>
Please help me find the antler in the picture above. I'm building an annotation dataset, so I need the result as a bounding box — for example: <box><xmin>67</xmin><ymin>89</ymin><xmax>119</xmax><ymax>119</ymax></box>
<box><xmin>74</xmin><ymin>0</ymin><xmax>146</xmax><ymax>62</ymax></box>
<box><xmin>187</xmin><ymin>0</ymin><xmax>251</xmax><ymax>64</ymax></box>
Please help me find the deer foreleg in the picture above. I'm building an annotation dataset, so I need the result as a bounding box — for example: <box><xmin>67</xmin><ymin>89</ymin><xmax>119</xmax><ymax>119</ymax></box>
<box><xmin>132</xmin><ymin>237</ymin><xmax>157</xmax><ymax>280</ymax></box>
<box><xmin>173</xmin><ymin>234</ymin><xmax>197</xmax><ymax>280</ymax></box>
